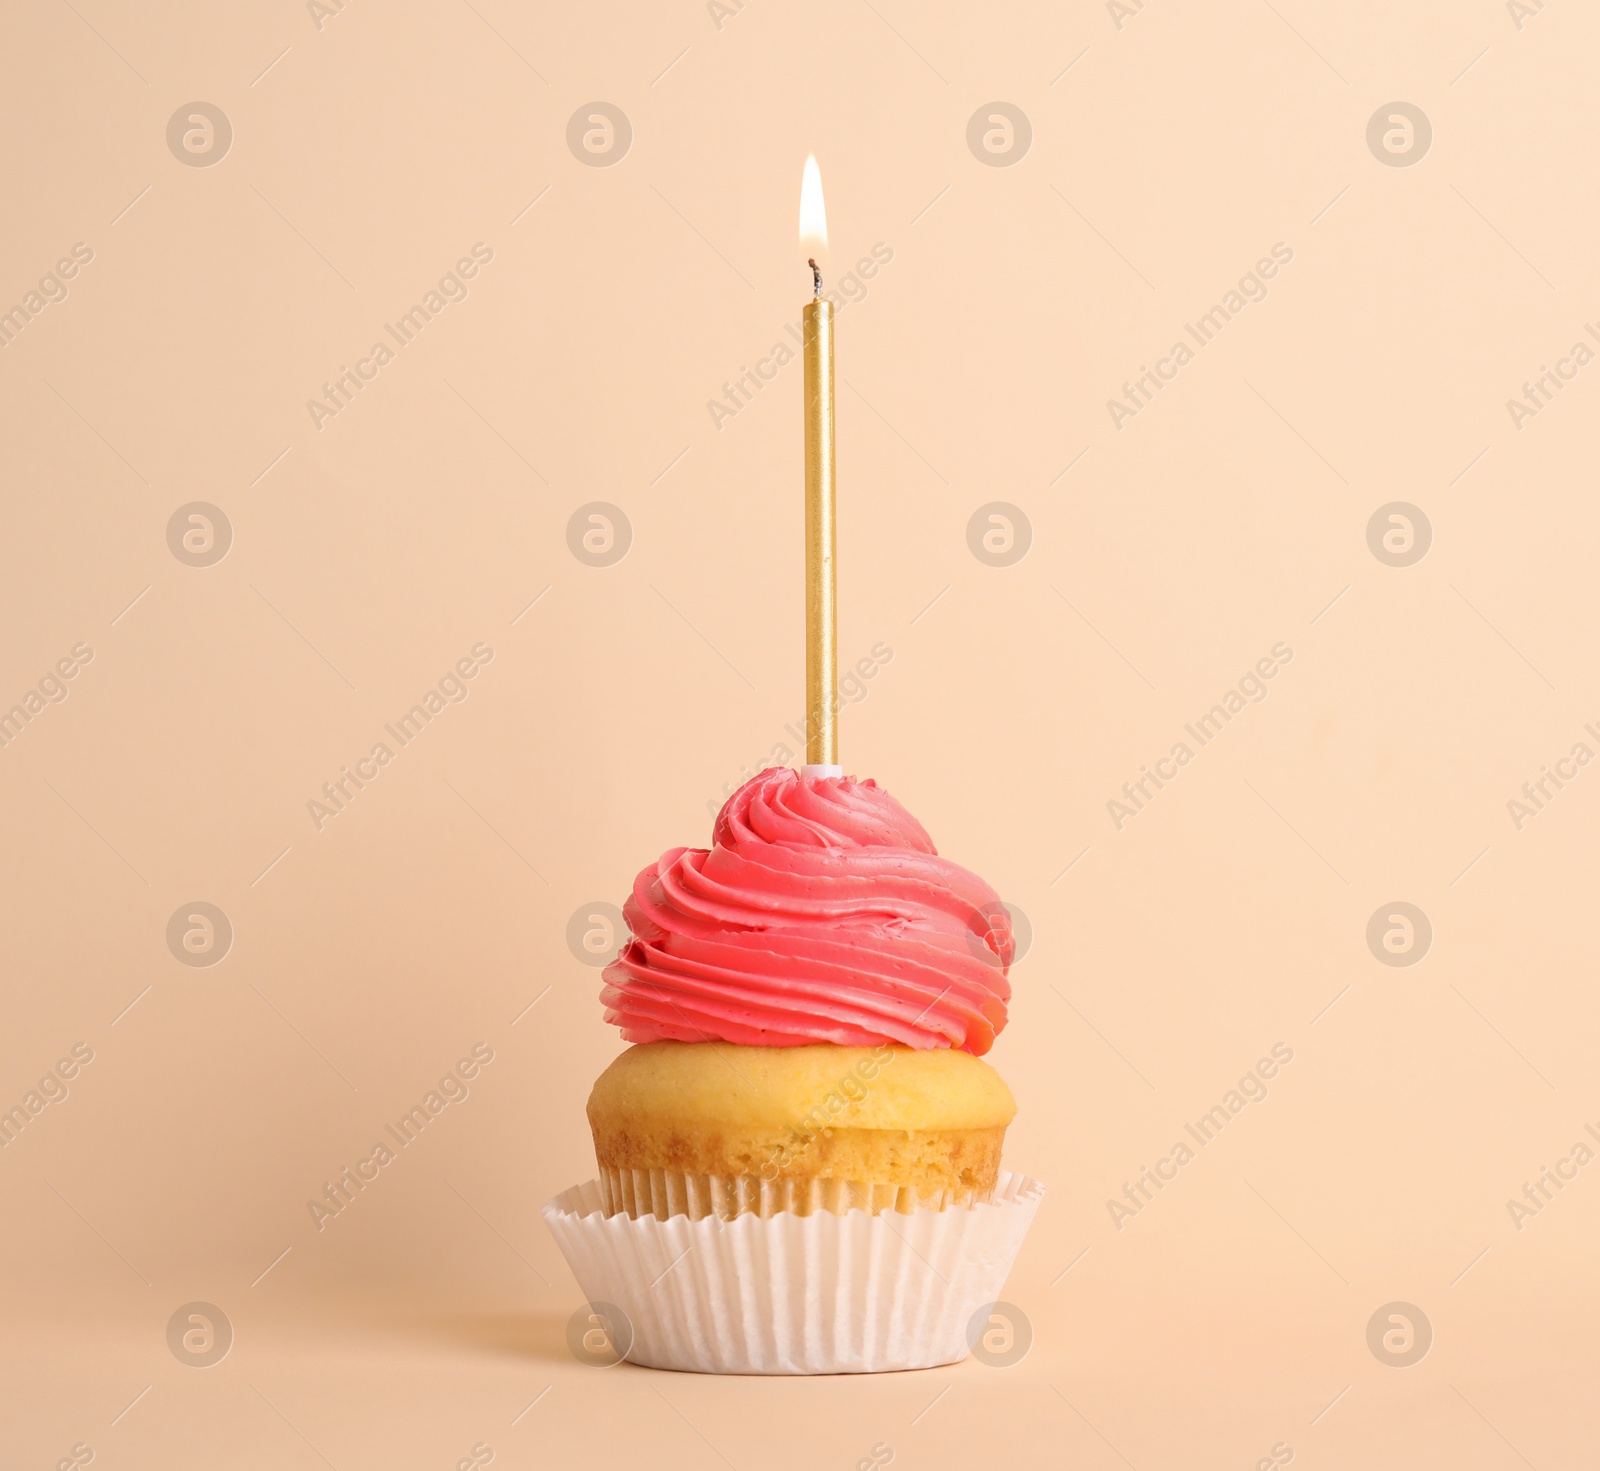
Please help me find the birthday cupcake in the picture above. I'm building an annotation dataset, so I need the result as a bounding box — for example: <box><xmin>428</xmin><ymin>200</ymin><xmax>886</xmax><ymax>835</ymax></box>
<box><xmin>543</xmin><ymin>766</ymin><xmax>1043</xmax><ymax>1374</ymax></box>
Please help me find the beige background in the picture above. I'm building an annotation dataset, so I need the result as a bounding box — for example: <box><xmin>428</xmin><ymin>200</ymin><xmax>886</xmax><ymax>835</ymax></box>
<box><xmin>3</xmin><ymin>0</ymin><xmax>1598</xmax><ymax>1465</ymax></box>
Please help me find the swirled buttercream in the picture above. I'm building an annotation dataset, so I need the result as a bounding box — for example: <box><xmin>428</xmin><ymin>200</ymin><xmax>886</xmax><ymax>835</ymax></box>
<box><xmin>600</xmin><ymin>767</ymin><xmax>1012</xmax><ymax>1053</ymax></box>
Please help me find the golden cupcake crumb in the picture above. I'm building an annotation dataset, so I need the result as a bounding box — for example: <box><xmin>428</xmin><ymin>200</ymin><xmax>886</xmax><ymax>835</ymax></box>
<box><xmin>588</xmin><ymin>1041</ymin><xmax>1015</xmax><ymax>1203</ymax></box>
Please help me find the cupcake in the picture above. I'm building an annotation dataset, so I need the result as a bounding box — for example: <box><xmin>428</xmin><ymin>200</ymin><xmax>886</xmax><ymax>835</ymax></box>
<box><xmin>543</xmin><ymin>765</ymin><xmax>1043</xmax><ymax>1373</ymax></box>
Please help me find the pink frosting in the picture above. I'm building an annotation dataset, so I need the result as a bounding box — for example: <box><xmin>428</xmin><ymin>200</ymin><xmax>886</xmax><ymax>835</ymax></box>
<box><xmin>600</xmin><ymin>767</ymin><xmax>1012</xmax><ymax>1054</ymax></box>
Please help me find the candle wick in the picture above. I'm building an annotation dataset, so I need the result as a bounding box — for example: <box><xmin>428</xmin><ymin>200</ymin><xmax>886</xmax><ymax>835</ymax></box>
<box><xmin>808</xmin><ymin>258</ymin><xmax>822</xmax><ymax>297</ymax></box>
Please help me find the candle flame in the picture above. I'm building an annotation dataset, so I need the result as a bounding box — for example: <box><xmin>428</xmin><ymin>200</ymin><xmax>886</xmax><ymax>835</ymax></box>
<box><xmin>799</xmin><ymin>155</ymin><xmax>828</xmax><ymax>252</ymax></box>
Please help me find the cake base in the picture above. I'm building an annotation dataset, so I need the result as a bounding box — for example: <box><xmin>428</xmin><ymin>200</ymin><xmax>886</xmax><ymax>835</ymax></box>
<box><xmin>587</xmin><ymin>1041</ymin><xmax>1016</xmax><ymax>1203</ymax></box>
<box><xmin>598</xmin><ymin>1165</ymin><xmax>987</xmax><ymax>1220</ymax></box>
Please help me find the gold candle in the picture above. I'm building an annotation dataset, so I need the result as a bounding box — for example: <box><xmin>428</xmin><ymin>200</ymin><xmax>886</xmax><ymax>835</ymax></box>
<box><xmin>799</xmin><ymin>156</ymin><xmax>839</xmax><ymax>770</ymax></box>
<box><xmin>802</xmin><ymin>286</ymin><xmax>837</xmax><ymax>768</ymax></box>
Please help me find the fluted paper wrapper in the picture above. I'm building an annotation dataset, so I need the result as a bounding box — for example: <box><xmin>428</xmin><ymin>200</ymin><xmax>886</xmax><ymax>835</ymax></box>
<box><xmin>541</xmin><ymin>1169</ymin><xmax>1044</xmax><ymax>1374</ymax></box>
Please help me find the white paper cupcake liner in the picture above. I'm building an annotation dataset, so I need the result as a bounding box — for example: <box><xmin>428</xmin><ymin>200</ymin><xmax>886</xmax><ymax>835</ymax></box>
<box><xmin>598</xmin><ymin>1166</ymin><xmax>987</xmax><ymax>1220</ymax></box>
<box><xmin>541</xmin><ymin>1168</ymin><xmax>1044</xmax><ymax>1374</ymax></box>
